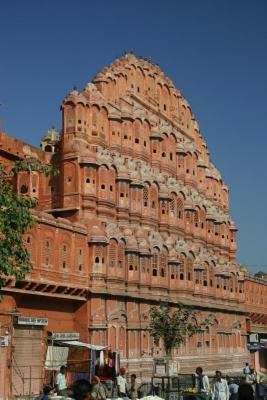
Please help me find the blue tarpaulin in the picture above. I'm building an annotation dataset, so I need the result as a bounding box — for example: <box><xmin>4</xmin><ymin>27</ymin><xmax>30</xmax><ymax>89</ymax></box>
<box><xmin>248</xmin><ymin>344</ymin><xmax>267</xmax><ymax>351</ymax></box>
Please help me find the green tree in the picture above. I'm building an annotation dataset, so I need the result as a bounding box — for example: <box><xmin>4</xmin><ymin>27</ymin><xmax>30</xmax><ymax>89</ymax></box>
<box><xmin>146</xmin><ymin>302</ymin><xmax>214</xmax><ymax>374</ymax></box>
<box><xmin>0</xmin><ymin>158</ymin><xmax>57</xmax><ymax>290</ymax></box>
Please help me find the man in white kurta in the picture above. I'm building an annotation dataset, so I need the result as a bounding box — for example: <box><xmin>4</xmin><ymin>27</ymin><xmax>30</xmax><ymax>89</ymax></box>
<box><xmin>211</xmin><ymin>371</ymin><xmax>230</xmax><ymax>400</ymax></box>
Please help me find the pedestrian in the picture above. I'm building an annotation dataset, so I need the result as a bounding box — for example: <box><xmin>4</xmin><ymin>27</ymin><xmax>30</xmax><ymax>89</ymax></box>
<box><xmin>228</xmin><ymin>379</ymin><xmax>239</xmax><ymax>400</ymax></box>
<box><xmin>40</xmin><ymin>385</ymin><xmax>52</xmax><ymax>400</ymax></box>
<box><xmin>195</xmin><ymin>367</ymin><xmax>210</xmax><ymax>400</ymax></box>
<box><xmin>72</xmin><ymin>379</ymin><xmax>92</xmax><ymax>400</ymax></box>
<box><xmin>90</xmin><ymin>376</ymin><xmax>107</xmax><ymax>400</ymax></box>
<box><xmin>211</xmin><ymin>371</ymin><xmax>229</xmax><ymax>400</ymax></box>
<box><xmin>127</xmin><ymin>374</ymin><xmax>140</xmax><ymax>399</ymax></box>
<box><xmin>243</xmin><ymin>363</ymin><xmax>250</xmax><ymax>377</ymax></box>
<box><xmin>245</xmin><ymin>366</ymin><xmax>265</xmax><ymax>399</ymax></box>
<box><xmin>117</xmin><ymin>368</ymin><xmax>128</xmax><ymax>398</ymax></box>
<box><xmin>56</xmin><ymin>365</ymin><xmax>68</xmax><ymax>396</ymax></box>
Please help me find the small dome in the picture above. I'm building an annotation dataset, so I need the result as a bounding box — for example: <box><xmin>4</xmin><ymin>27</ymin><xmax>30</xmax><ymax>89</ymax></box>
<box><xmin>124</xmin><ymin>228</ymin><xmax>133</xmax><ymax>237</ymax></box>
<box><xmin>125</xmin><ymin>236</ymin><xmax>138</xmax><ymax>252</ymax></box>
<box><xmin>135</xmin><ymin>228</ymin><xmax>146</xmax><ymax>239</ymax></box>
<box><xmin>88</xmin><ymin>224</ymin><xmax>107</xmax><ymax>243</ymax></box>
<box><xmin>139</xmin><ymin>239</ymin><xmax>150</xmax><ymax>255</ymax></box>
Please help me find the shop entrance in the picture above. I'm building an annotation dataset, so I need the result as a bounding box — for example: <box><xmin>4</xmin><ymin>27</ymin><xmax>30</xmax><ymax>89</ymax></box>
<box><xmin>12</xmin><ymin>327</ymin><xmax>44</xmax><ymax>396</ymax></box>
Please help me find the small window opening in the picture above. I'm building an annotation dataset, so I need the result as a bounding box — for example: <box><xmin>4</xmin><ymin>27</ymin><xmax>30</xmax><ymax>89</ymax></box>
<box><xmin>101</xmin><ymin>184</ymin><xmax>105</xmax><ymax>190</ymax></box>
<box><xmin>95</xmin><ymin>257</ymin><xmax>100</xmax><ymax>263</ymax></box>
<box><xmin>152</xmin><ymin>269</ymin><xmax>157</xmax><ymax>276</ymax></box>
<box><xmin>20</xmin><ymin>185</ymin><xmax>28</xmax><ymax>194</ymax></box>
<box><xmin>110</xmin><ymin>185</ymin><xmax>113</xmax><ymax>191</ymax></box>
<box><xmin>135</xmin><ymin>138</ymin><xmax>139</xmax><ymax>144</ymax></box>
<box><xmin>86</xmin><ymin>178</ymin><xmax>90</xmax><ymax>183</ymax></box>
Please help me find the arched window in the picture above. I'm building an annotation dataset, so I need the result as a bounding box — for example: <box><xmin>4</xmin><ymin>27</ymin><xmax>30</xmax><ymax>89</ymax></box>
<box><xmin>44</xmin><ymin>145</ymin><xmax>52</xmax><ymax>152</ymax></box>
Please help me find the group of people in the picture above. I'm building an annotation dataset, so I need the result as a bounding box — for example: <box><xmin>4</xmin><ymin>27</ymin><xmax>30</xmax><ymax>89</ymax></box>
<box><xmin>193</xmin><ymin>364</ymin><xmax>266</xmax><ymax>400</ymax></box>
<box><xmin>41</xmin><ymin>366</ymin><xmax>141</xmax><ymax>400</ymax></box>
<box><xmin>41</xmin><ymin>364</ymin><xmax>265</xmax><ymax>400</ymax></box>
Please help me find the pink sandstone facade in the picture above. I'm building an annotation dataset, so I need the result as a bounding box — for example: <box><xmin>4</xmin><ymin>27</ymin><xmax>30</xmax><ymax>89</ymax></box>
<box><xmin>0</xmin><ymin>53</ymin><xmax>266</xmax><ymax>397</ymax></box>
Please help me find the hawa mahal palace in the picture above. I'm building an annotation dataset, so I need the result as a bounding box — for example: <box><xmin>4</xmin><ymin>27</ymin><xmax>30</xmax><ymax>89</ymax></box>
<box><xmin>0</xmin><ymin>53</ymin><xmax>266</xmax><ymax>397</ymax></box>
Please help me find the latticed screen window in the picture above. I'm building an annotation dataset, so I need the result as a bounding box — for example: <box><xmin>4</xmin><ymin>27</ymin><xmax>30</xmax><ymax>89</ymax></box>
<box><xmin>179</xmin><ymin>262</ymin><xmax>185</xmax><ymax>280</ymax></box>
<box><xmin>92</xmin><ymin>111</ymin><xmax>97</xmax><ymax>127</ymax></box>
<box><xmin>141</xmin><ymin>257</ymin><xmax>146</xmax><ymax>273</ymax></box>
<box><xmin>187</xmin><ymin>259</ymin><xmax>193</xmax><ymax>281</ymax></box>
<box><xmin>186</xmin><ymin>211</ymin><xmax>191</xmax><ymax>223</ymax></box>
<box><xmin>94</xmin><ymin>246</ymin><xmax>103</xmax><ymax>263</ymax></box>
<box><xmin>150</xmin><ymin>188</ymin><xmax>157</xmax><ymax>212</ymax></box>
<box><xmin>109</xmin><ymin>240</ymin><xmax>117</xmax><ymax>268</ymax></box>
<box><xmin>61</xmin><ymin>243</ymin><xmax>69</xmax><ymax>269</ymax></box>
<box><xmin>160</xmin><ymin>253</ymin><xmax>167</xmax><ymax>277</ymax></box>
<box><xmin>203</xmin><ymin>269</ymin><xmax>208</xmax><ymax>286</ymax></box>
<box><xmin>143</xmin><ymin>187</ymin><xmax>149</xmax><ymax>207</ymax></box>
<box><xmin>118</xmin><ymin>243</ymin><xmax>124</xmax><ymax>269</ymax></box>
<box><xmin>128</xmin><ymin>254</ymin><xmax>134</xmax><ymax>271</ymax></box>
<box><xmin>77</xmin><ymin>248</ymin><xmax>84</xmax><ymax>271</ymax></box>
<box><xmin>177</xmin><ymin>198</ymin><xmax>183</xmax><ymax>219</ymax></box>
<box><xmin>152</xmin><ymin>252</ymin><xmax>158</xmax><ymax>276</ymax></box>
<box><xmin>170</xmin><ymin>265</ymin><xmax>177</xmax><ymax>279</ymax></box>
<box><xmin>194</xmin><ymin>210</ymin><xmax>199</xmax><ymax>227</ymax></box>
<box><xmin>135</xmin><ymin>123</ymin><xmax>140</xmax><ymax>143</ymax></box>
<box><xmin>43</xmin><ymin>238</ymin><xmax>52</xmax><ymax>266</ymax></box>
<box><xmin>170</xmin><ymin>196</ymin><xmax>176</xmax><ymax>216</ymax></box>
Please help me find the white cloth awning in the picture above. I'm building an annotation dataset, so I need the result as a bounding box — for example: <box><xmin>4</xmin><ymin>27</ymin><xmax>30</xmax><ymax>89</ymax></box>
<box><xmin>57</xmin><ymin>340</ymin><xmax>106</xmax><ymax>350</ymax></box>
<box><xmin>45</xmin><ymin>346</ymin><xmax>69</xmax><ymax>370</ymax></box>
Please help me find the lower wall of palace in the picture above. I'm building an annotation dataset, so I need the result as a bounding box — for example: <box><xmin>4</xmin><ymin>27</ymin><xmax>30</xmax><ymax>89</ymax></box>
<box><xmin>0</xmin><ymin>292</ymin><xmax>251</xmax><ymax>397</ymax></box>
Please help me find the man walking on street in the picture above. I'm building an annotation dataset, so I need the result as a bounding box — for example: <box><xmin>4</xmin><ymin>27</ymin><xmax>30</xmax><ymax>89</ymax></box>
<box><xmin>195</xmin><ymin>367</ymin><xmax>210</xmax><ymax>400</ymax></box>
<box><xmin>211</xmin><ymin>371</ymin><xmax>229</xmax><ymax>400</ymax></box>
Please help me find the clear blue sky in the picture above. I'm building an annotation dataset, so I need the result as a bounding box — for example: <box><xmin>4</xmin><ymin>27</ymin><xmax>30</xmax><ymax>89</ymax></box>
<box><xmin>1</xmin><ymin>0</ymin><xmax>267</xmax><ymax>274</ymax></box>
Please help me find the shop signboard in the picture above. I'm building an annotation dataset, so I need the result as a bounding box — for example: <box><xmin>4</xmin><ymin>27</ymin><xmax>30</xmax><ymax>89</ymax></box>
<box><xmin>18</xmin><ymin>316</ymin><xmax>48</xmax><ymax>326</ymax></box>
<box><xmin>51</xmin><ymin>332</ymin><xmax>80</xmax><ymax>341</ymax></box>
<box><xmin>154</xmin><ymin>358</ymin><xmax>166</xmax><ymax>376</ymax></box>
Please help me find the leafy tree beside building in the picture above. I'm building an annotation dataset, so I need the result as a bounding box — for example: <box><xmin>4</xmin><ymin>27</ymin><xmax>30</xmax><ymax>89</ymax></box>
<box><xmin>0</xmin><ymin>159</ymin><xmax>57</xmax><ymax>291</ymax></box>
